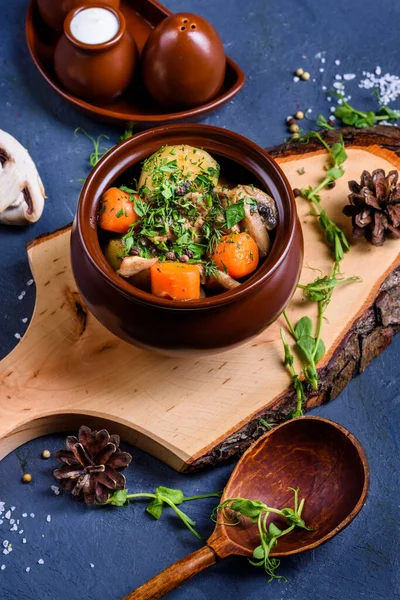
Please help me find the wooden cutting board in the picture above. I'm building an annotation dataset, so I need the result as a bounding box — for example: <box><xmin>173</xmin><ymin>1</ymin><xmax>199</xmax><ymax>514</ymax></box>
<box><xmin>1</xmin><ymin>128</ymin><xmax>399</xmax><ymax>472</ymax></box>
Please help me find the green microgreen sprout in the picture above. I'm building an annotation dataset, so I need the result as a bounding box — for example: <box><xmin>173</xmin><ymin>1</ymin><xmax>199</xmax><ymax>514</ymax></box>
<box><xmin>333</xmin><ymin>91</ymin><xmax>400</xmax><ymax>128</ymax></box>
<box><xmin>106</xmin><ymin>486</ymin><xmax>223</xmax><ymax>540</ymax></box>
<box><xmin>75</xmin><ymin>127</ymin><xmax>134</xmax><ymax>169</ymax></box>
<box><xmin>212</xmin><ymin>488</ymin><xmax>312</xmax><ymax>583</ymax></box>
<box><xmin>281</xmin><ymin>133</ymin><xmax>361</xmax><ymax>415</ymax></box>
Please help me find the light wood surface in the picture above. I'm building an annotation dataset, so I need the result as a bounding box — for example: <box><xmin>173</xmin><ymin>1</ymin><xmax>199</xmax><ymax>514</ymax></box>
<box><xmin>1</xmin><ymin>145</ymin><xmax>399</xmax><ymax>471</ymax></box>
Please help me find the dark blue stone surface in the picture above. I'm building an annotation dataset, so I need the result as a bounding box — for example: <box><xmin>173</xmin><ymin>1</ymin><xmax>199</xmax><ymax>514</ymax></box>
<box><xmin>1</xmin><ymin>0</ymin><xmax>400</xmax><ymax>598</ymax></box>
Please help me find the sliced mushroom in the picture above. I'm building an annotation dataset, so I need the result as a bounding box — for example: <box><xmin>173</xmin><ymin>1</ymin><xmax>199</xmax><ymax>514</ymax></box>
<box><xmin>207</xmin><ymin>270</ymin><xmax>240</xmax><ymax>291</ymax></box>
<box><xmin>230</xmin><ymin>185</ymin><xmax>278</xmax><ymax>257</ymax></box>
<box><xmin>117</xmin><ymin>256</ymin><xmax>158</xmax><ymax>278</ymax></box>
<box><xmin>0</xmin><ymin>130</ymin><xmax>45</xmax><ymax>225</ymax></box>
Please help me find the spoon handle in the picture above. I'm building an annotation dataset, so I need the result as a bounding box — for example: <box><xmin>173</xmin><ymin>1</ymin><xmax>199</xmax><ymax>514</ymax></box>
<box><xmin>124</xmin><ymin>545</ymin><xmax>218</xmax><ymax>600</ymax></box>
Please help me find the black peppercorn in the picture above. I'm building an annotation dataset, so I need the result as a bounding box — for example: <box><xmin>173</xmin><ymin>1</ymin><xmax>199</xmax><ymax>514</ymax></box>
<box><xmin>186</xmin><ymin>250</ymin><xmax>194</xmax><ymax>259</ymax></box>
<box><xmin>292</xmin><ymin>188</ymin><xmax>301</xmax><ymax>197</ymax></box>
<box><xmin>130</xmin><ymin>247</ymin><xmax>140</xmax><ymax>256</ymax></box>
<box><xmin>165</xmin><ymin>251</ymin><xmax>176</xmax><ymax>261</ymax></box>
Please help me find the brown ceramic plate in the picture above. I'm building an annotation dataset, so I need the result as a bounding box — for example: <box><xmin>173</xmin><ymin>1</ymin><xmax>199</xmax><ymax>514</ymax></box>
<box><xmin>25</xmin><ymin>0</ymin><xmax>245</xmax><ymax>128</ymax></box>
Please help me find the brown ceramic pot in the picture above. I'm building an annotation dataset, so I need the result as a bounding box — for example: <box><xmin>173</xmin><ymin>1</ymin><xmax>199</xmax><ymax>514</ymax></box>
<box><xmin>71</xmin><ymin>124</ymin><xmax>304</xmax><ymax>356</ymax></box>
<box><xmin>54</xmin><ymin>6</ymin><xmax>137</xmax><ymax>105</ymax></box>
<box><xmin>141</xmin><ymin>13</ymin><xmax>226</xmax><ymax>109</ymax></box>
<box><xmin>37</xmin><ymin>0</ymin><xmax>120</xmax><ymax>32</ymax></box>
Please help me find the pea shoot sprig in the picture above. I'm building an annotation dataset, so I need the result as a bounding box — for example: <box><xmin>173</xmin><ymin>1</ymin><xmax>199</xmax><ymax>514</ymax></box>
<box><xmin>281</xmin><ymin>133</ymin><xmax>361</xmax><ymax>417</ymax></box>
<box><xmin>212</xmin><ymin>488</ymin><xmax>312</xmax><ymax>583</ymax></box>
<box><xmin>296</xmin><ymin>132</ymin><xmax>350</xmax><ymax>264</ymax></box>
<box><xmin>106</xmin><ymin>485</ymin><xmax>222</xmax><ymax>540</ymax></box>
<box><xmin>333</xmin><ymin>91</ymin><xmax>400</xmax><ymax>129</ymax></box>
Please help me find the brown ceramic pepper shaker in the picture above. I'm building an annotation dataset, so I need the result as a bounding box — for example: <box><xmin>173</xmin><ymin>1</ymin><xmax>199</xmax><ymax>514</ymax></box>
<box><xmin>37</xmin><ymin>0</ymin><xmax>120</xmax><ymax>32</ymax></box>
<box><xmin>141</xmin><ymin>13</ymin><xmax>226</xmax><ymax>109</ymax></box>
<box><xmin>54</xmin><ymin>5</ymin><xmax>137</xmax><ymax>105</ymax></box>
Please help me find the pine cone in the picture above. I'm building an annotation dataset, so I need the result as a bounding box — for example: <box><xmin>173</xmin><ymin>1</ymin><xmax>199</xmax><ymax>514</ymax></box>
<box><xmin>343</xmin><ymin>169</ymin><xmax>400</xmax><ymax>246</ymax></box>
<box><xmin>53</xmin><ymin>426</ymin><xmax>132</xmax><ymax>506</ymax></box>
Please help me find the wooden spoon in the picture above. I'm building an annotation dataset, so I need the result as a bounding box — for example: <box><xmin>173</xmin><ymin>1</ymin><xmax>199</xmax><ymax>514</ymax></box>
<box><xmin>125</xmin><ymin>416</ymin><xmax>369</xmax><ymax>600</ymax></box>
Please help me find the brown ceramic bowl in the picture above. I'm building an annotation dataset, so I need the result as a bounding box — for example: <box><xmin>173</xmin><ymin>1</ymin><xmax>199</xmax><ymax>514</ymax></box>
<box><xmin>71</xmin><ymin>124</ymin><xmax>303</xmax><ymax>355</ymax></box>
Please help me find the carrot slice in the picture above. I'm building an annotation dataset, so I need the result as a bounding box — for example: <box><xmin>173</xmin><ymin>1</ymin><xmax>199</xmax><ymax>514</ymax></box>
<box><xmin>98</xmin><ymin>187</ymin><xmax>139</xmax><ymax>234</ymax></box>
<box><xmin>211</xmin><ymin>232</ymin><xmax>259</xmax><ymax>278</ymax></box>
<box><xmin>150</xmin><ymin>262</ymin><xmax>201</xmax><ymax>301</ymax></box>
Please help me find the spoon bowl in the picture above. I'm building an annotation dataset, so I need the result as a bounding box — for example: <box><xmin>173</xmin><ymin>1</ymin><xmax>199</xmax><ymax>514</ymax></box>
<box><xmin>126</xmin><ymin>417</ymin><xmax>369</xmax><ymax>600</ymax></box>
<box><xmin>217</xmin><ymin>416</ymin><xmax>369</xmax><ymax>557</ymax></box>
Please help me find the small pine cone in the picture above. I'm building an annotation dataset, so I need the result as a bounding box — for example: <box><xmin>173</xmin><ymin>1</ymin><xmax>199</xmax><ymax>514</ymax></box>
<box><xmin>53</xmin><ymin>426</ymin><xmax>132</xmax><ymax>506</ymax></box>
<box><xmin>343</xmin><ymin>169</ymin><xmax>400</xmax><ymax>246</ymax></box>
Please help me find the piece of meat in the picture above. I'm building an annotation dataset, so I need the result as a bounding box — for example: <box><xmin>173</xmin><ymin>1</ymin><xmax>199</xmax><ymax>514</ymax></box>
<box><xmin>117</xmin><ymin>256</ymin><xmax>158</xmax><ymax>278</ymax></box>
<box><xmin>181</xmin><ymin>192</ymin><xmax>212</xmax><ymax>241</ymax></box>
<box><xmin>207</xmin><ymin>270</ymin><xmax>240</xmax><ymax>291</ymax></box>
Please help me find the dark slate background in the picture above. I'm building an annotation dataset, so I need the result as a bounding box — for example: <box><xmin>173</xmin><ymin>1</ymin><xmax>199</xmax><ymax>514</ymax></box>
<box><xmin>1</xmin><ymin>0</ymin><xmax>400</xmax><ymax>598</ymax></box>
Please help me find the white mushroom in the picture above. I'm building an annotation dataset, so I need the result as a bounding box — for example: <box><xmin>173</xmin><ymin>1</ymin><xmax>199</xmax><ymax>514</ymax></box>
<box><xmin>117</xmin><ymin>256</ymin><xmax>158</xmax><ymax>278</ymax></box>
<box><xmin>230</xmin><ymin>185</ymin><xmax>277</xmax><ymax>257</ymax></box>
<box><xmin>0</xmin><ymin>130</ymin><xmax>45</xmax><ymax>225</ymax></box>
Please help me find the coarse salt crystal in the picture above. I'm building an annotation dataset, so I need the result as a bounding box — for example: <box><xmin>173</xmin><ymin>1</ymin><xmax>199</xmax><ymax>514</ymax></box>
<box><xmin>307</xmin><ymin>108</ymin><xmax>313</xmax><ymax>113</ymax></box>
<box><xmin>321</xmin><ymin>58</ymin><xmax>326</xmax><ymax>64</ymax></box>
<box><xmin>11</xmin><ymin>507</ymin><xmax>15</xmax><ymax>512</ymax></box>
<box><xmin>376</xmin><ymin>66</ymin><xmax>382</xmax><ymax>75</ymax></box>
<box><xmin>5</xmin><ymin>511</ymin><xmax>11</xmax><ymax>520</ymax></box>
<box><xmin>333</xmin><ymin>82</ymin><xmax>344</xmax><ymax>90</ymax></box>
<box><xmin>10</xmin><ymin>524</ymin><xmax>18</xmax><ymax>532</ymax></box>
<box><xmin>22</xmin><ymin>513</ymin><xmax>27</xmax><ymax>518</ymax></box>
<box><xmin>2</xmin><ymin>550</ymin><xmax>8</xmax><ymax>556</ymax></box>
<box><xmin>14</xmin><ymin>333</ymin><xmax>21</xmax><ymax>340</ymax></box>
<box><xmin>2</xmin><ymin>541</ymin><xmax>8</xmax><ymax>549</ymax></box>
<box><xmin>359</xmin><ymin>70</ymin><xmax>400</xmax><ymax>104</ymax></box>
<box><xmin>90</xmin><ymin>563</ymin><xmax>95</xmax><ymax>568</ymax></box>
<box><xmin>26</xmin><ymin>567</ymin><xmax>30</xmax><ymax>573</ymax></box>
<box><xmin>0</xmin><ymin>502</ymin><xmax>5</xmax><ymax>513</ymax></box>
<box><xmin>330</xmin><ymin>107</ymin><xmax>336</xmax><ymax>113</ymax></box>
<box><xmin>343</xmin><ymin>73</ymin><xmax>356</xmax><ymax>81</ymax></box>
<box><xmin>335</xmin><ymin>59</ymin><xmax>341</xmax><ymax>65</ymax></box>
<box><xmin>46</xmin><ymin>515</ymin><xmax>51</xmax><ymax>523</ymax></box>
<box><xmin>19</xmin><ymin>530</ymin><xmax>24</xmax><ymax>535</ymax></box>
<box><xmin>22</xmin><ymin>318</ymin><xmax>28</xmax><ymax>324</ymax></box>
<box><xmin>1</xmin><ymin>565</ymin><xmax>5</xmax><ymax>571</ymax></box>
<box><xmin>51</xmin><ymin>486</ymin><xmax>60</xmax><ymax>496</ymax></box>
<box><xmin>22</xmin><ymin>538</ymin><xmax>27</xmax><ymax>544</ymax></box>
<box><xmin>0</xmin><ymin>521</ymin><xmax>3</xmax><ymax>525</ymax></box>
<box><xmin>335</xmin><ymin>74</ymin><xmax>342</xmax><ymax>80</ymax></box>
<box><xmin>319</xmin><ymin>68</ymin><xmax>324</xmax><ymax>73</ymax></box>
<box><xmin>27</xmin><ymin>279</ymin><xmax>34</xmax><ymax>286</ymax></box>
<box><xmin>30</xmin><ymin>513</ymin><xmax>35</xmax><ymax>518</ymax></box>
<box><xmin>327</xmin><ymin>96</ymin><xmax>332</xmax><ymax>101</ymax></box>
<box><xmin>321</xmin><ymin>85</ymin><xmax>327</xmax><ymax>91</ymax></box>
<box><xmin>38</xmin><ymin>559</ymin><xmax>44</xmax><ymax>565</ymax></box>
<box><xmin>337</xmin><ymin>99</ymin><xmax>343</xmax><ymax>105</ymax></box>
<box><xmin>293</xmin><ymin>76</ymin><xmax>300</xmax><ymax>83</ymax></box>
<box><xmin>18</xmin><ymin>291</ymin><xmax>26</xmax><ymax>300</ymax></box>
<box><xmin>9</xmin><ymin>519</ymin><xmax>15</xmax><ymax>525</ymax></box>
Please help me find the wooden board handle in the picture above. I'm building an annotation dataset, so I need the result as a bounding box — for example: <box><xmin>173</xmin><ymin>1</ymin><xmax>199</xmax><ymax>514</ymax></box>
<box><xmin>124</xmin><ymin>545</ymin><xmax>218</xmax><ymax>600</ymax></box>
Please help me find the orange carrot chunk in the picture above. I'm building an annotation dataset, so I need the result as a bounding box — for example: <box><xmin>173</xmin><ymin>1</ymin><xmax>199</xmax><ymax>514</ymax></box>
<box><xmin>98</xmin><ymin>187</ymin><xmax>139</xmax><ymax>234</ymax></box>
<box><xmin>150</xmin><ymin>262</ymin><xmax>201</xmax><ymax>301</ymax></box>
<box><xmin>211</xmin><ymin>232</ymin><xmax>259</xmax><ymax>279</ymax></box>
